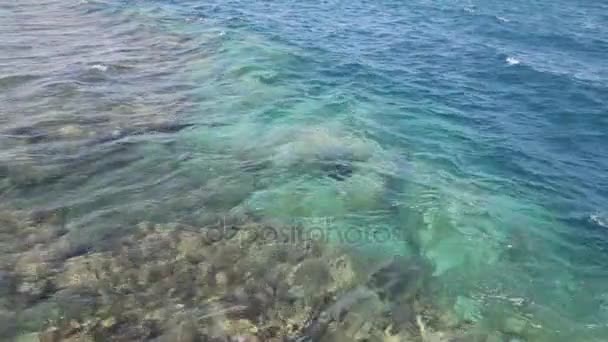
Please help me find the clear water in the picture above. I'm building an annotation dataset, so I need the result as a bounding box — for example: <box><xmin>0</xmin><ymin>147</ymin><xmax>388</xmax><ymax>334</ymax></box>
<box><xmin>1</xmin><ymin>0</ymin><xmax>607</xmax><ymax>340</ymax></box>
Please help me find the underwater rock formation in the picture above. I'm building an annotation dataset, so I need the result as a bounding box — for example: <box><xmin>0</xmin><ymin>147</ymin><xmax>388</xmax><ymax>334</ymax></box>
<box><xmin>0</xmin><ymin>209</ymin><xmax>504</xmax><ymax>341</ymax></box>
<box><xmin>268</xmin><ymin>126</ymin><xmax>380</xmax><ymax>182</ymax></box>
<box><xmin>319</xmin><ymin>159</ymin><xmax>354</xmax><ymax>181</ymax></box>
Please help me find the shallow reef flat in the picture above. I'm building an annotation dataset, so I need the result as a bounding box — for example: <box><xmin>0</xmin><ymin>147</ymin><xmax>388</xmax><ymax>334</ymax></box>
<box><xmin>0</xmin><ymin>208</ymin><xmax>512</xmax><ymax>342</ymax></box>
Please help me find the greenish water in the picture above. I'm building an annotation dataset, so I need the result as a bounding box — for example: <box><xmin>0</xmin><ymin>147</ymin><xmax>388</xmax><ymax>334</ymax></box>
<box><xmin>1</xmin><ymin>0</ymin><xmax>608</xmax><ymax>341</ymax></box>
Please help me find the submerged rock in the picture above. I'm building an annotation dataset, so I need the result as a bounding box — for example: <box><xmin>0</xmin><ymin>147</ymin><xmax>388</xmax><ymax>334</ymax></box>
<box><xmin>14</xmin><ymin>251</ymin><xmax>56</xmax><ymax>303</ymax></box>
<box><xmin>321</xmin><ymin>160</ymin><xmax>354</xmax><ymax>181</ymax></box>
<box><xmin>55</xmin><ymin>255</ymin><xmax>103</xmax><ymax>289</ymax></box>
<box><xmin>368</xmin><ymin>255</ymin><xmax>429</xmax><ymax>301</ymax></box>
<box><xmin>0</xmin><ymin>215</ymin><xmax>476</xmax><ymax>341</ymax></box>
<box><xmin>289</xmin><ymin>258</ymin><xmax>333</xmax><ymax>298</ymax></box>
<box><xmin>162</xmin><ymin>320</ymin><xmax>201</xmax><ymax>342</ymax></box>
<box><xmin>454</xmin><ymin>296</ymin><xmax>483</xmax><ymax>324</ymax></box>
<box><xmin>0</xmin><ymin>211</ymin><xmax>20</xmax><ymax>234</ymax></box>
<box><xmin>0</xmin><ymin>309</ymin><xmax>16</xmax><ymax>339</ymax></box>
<box><xmin>501</xmin><ymin>316</ymin><xmax>528</xmax><ymax>336</ymax></box>
<box><xmin>269</xmin><ymin>126</ymin><xmax>380</xmax><ymax>182</ymax></box>
<box><xmin>38</xmin><ymin>327</ymin><xmax>60</xmax><ymax>342</ymax></box>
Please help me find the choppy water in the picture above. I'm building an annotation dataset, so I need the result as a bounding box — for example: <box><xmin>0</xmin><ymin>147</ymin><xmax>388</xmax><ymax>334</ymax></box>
<box><xmin>1</xmin><ymin>0</ymin><xmax>607</xmax><ymax>340</ymax></box>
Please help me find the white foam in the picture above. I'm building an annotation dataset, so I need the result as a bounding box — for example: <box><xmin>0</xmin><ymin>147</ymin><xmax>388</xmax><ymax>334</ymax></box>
<box><xmin>506</xmin><ymin>56</ymin><xmax>520</xmax><ymax>66</ymax></box>
<box><xmin>590</xmin><ymin>214</ymin><xmax>608</xmax><ymax>228</ymax></box>
<box><xmin>91</xmin><ymin>64</ymin><xmax>108</xmax><ymax>72</ymax></box>
<box><xmin>496</xmin><ymin>16</ymin><xmax>510</xmax><ymax>23</ymax></box>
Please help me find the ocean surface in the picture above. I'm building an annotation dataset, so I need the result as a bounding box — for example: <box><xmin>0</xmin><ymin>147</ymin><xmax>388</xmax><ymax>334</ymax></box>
<box><xmin>1</xmin><ymin>0</ymin><xmax>607</xmax><ymax>340</ymax></box>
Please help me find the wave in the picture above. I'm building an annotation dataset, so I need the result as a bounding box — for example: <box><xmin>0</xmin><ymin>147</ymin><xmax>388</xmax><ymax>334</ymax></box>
<box><xmin>505</xmin><ymin>56</ymin><xmax>521</xmax><ymax>65</ymax></box>
<box><xmin>589</xmin><ymin>213</ymin><xmax>608</xmax><ymax>229</ymax></box>
<box><xmin>90</xmin><ymin>64</ymin><xmax>108</xmax><ymax>72</ymax></box>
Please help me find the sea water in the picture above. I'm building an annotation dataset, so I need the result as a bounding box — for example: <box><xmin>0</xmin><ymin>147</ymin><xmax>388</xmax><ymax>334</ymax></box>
<box><xmin>1</xmin><ymin>0</ymin><xmax>607</xmax><ymax>340</ymax></box>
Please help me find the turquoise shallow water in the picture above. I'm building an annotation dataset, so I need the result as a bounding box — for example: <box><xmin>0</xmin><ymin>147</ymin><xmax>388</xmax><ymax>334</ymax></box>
<box><xmin>1</xmin><ymin>0</ymin><xmax>608</xmax><ymax>340</ymax></box>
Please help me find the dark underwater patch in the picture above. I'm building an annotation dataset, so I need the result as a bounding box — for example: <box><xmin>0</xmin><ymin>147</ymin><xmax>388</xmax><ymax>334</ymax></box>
<box><xmin>322</xmin><ymin>160</ymin><xmax>354</xmax><ymax>181</ymax></box>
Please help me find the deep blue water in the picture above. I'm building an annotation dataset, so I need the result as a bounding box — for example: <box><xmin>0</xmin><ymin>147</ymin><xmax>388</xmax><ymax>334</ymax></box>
<box><xmin>1</xmin><ymin>0</ymin><xmax>607</xmax><ymax>340</ymax></box>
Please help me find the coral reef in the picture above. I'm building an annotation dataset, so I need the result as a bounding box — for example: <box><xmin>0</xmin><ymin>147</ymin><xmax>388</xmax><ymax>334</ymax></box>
<box><xmin>0</xmin><ymin>209</ymin><xmax>520</xmax><ymax>341</ymax></box>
